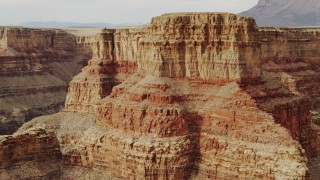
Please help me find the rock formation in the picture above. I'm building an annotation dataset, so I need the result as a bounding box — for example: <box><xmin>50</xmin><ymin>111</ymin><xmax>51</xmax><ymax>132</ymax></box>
<box><xmin>2</xmin><ymin>13</ymin><xmax>320</xmax><ymax>179</ymax></box>
<box><xmin>0</xmin><ymin>27</ymin><xmax>94</xmax><ymax>134</ymax></box>
<box><xmin>0</xmin><ymin>128</ymin><xmax>62</xmax><ymax>179</ymax></box>
<box><xmin>241</xmin><ymin>0</ymin><xmax>320</xmax><ymax>27</ymax></box>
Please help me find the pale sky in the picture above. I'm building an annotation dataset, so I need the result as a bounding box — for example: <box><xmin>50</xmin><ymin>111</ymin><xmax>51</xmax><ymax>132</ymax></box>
<box><xmin>0</xmin><ymin>0</ymin><xmax>259</xmax><ymax>25</ymax></box>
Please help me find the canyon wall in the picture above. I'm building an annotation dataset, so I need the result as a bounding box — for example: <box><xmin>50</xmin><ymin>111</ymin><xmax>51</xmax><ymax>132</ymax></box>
<box><xmin>4</xmin><ymin>13</ymin><xmax>320</xmax><ymax>179</ymax></box>
<box><xmin>251</xmin><ymin>28</ymin><xmax>320</xmax><ymax>159</ymax></box>
<box><xmin>0</xmin><ymin>27</ymin><xmax>93</xmax><ymax>135</ymax></box>
<box><xmin>258</xmin><ymin>27</ymin><xmax>320</xmax><ymax>107</ymax></box>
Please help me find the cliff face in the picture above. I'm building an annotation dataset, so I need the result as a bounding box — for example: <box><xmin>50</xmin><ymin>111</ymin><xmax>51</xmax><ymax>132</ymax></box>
<box><xmin>65</xmin><ymin>13</ymin><xmax>262</xmax><ymax>114</ymax></box>
<box><xmin>0</xmin><ymin>27</ymin><xmax>92</xmax><ymax>135</ymax></box>
<box><xmin>240</xmin><ymin>0</ymin><xmax>320</xmax><ymax>27</ymax></box>
<box><xmin>4</xmin><ymin>13</ymin><xmax>320</xmax><ymax>179</ymax></box>
<box><xmin>65</xmin><ymin>29</ymin><xmax>117</xmax><ymax>114</ymax></box>
<box><xmin>140</xmin><ymin>13</ymin><xmax>261</xmax><ymax>80</ymax></box>
<box><xmin>113</xmin><ymin>13</ymin><xmax>260</xmax><ymax>81</ymax></box>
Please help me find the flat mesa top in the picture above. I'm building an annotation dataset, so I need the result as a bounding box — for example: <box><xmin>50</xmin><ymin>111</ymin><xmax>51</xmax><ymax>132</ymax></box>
<box><xmin>63</xmin><ymin>28</ymin><xmax>102</xmax><ymax>37</ymax></box>
<box><xmin>155</xmin><ymin>12</ymin><xmax>252</xmax><ymax>20</ymax></box>
<box><xmin>160</xmin><ymin>12</ymin><xmax>237</xmax><ymax>17</ymax></box>
<box><xmin>151</xmin><ymin>12</ymin><xmax>256</xmax><ymax>25</ymax></box>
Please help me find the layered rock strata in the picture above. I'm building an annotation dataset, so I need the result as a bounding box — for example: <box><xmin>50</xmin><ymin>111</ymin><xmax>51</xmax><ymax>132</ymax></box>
<box><xmin>0</xmin><ymin>128</ymin><xmax>62</xmax><ymax>179</ymax></box>
<box><xmin>0</xmin><ymin>27</ymin><xmax>93</xmax><ymax>134</ymax></box>
<box><xmin>4</xmin><ymin>13</ymin><xmax>320</xmax><ymax>179</ymax></box>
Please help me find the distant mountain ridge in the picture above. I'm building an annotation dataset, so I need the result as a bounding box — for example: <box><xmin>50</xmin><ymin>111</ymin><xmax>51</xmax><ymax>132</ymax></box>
<box><xmin>19</xmin><ymin>21</ymin><xmax>142</xmax><ymax>28</ymax></box>
<box><xmin>240</xmin><ymin>0</ymin><xmax>320</xmax><ymax>27</ymax></box>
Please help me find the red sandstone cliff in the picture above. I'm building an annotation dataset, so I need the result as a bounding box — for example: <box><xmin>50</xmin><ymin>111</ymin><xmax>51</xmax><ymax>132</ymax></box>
<box><xmin>2</xmin><ymin>13</ymin><xmax>320</xmax><ymax>179</ymax></box>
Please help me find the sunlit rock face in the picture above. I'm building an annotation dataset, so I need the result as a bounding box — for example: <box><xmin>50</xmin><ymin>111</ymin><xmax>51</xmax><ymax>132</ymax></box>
<box><xmin>3</xmin><ymin>13</ymin><xmax>320</xmax><ymax>179</ymax></box>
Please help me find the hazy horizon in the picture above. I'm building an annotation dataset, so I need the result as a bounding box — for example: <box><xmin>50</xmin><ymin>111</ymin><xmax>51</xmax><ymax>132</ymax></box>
<box><xmin>0</xmin><ymin>0</ymin><xmax>258</xmax><ymax>26</ymax></box>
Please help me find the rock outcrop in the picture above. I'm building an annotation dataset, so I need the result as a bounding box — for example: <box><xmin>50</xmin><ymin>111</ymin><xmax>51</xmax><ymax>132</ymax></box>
<box><xmin>0</xmin><ymin>27</ymin><xmax>94</xmax><ymax>135</ymax></box>
<box><xmin>0</xmin><ymin>128</ymin><xmax>62</xmax><ymax>179</ymax></box>
<box><xmin>3</xmin><ymin>13</ymin><xmax>320</xmax><ymax>179</ymax></box>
